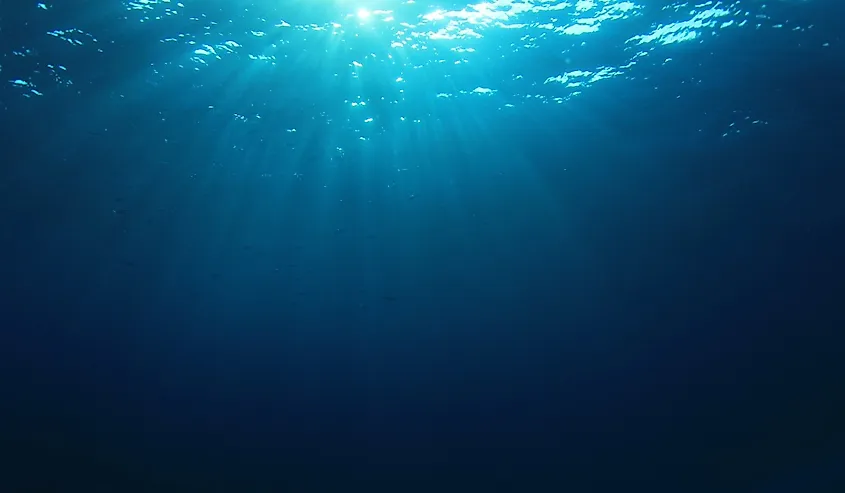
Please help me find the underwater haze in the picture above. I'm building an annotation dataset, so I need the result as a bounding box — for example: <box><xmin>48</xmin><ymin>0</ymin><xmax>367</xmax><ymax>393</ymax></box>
<box><xmin>1</xmin><ymin>0</ymin><xmax>844</xmax><ymax>491</ymax></box>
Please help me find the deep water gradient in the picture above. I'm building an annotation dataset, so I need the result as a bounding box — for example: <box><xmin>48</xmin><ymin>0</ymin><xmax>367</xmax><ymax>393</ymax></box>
<box><xmin>1</xmin><ymin>1</ymin><xmax>844</xmax><ymax>492</ymax></box>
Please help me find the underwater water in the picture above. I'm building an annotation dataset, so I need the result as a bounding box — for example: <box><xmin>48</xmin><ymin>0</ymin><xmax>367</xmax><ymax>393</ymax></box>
<box><xmin>1</xmin><ymin>0</ymin><xmax>844</xmax><ymax>491</ymax></box>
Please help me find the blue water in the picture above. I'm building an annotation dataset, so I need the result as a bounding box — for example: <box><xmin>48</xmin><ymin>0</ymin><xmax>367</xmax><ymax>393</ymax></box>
<box><xmin>1</xmin><ymin>0</ymin><xmax>844</xmax><ymax>491</ymax></box>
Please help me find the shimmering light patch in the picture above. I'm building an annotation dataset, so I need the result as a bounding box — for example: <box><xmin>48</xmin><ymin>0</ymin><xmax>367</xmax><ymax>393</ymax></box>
<box><xmin>9</xmin><ymin>79</ymin><xmax>44</xmax><ymax>97</ymax></box>
<box><xmin>721</xmin><ymin>111</ymin><xmax>770</xmax><ymax>138</ymax></box>
<box><xmin>563</xmin><ymin>24</ymin><xmax>599</xmax><ymax>35</ymax></box>
<box><xmin>47</xmin><ymin>28</ymin><xmax>98</xmax><ymax>46</ymax></box>
<box><xmin>628</xmin><ymin>4</ymin><xmax>734</xmax><ymax>46</ymax></box>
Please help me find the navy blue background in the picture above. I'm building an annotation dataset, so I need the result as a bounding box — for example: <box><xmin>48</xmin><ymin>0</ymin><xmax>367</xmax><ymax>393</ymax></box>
<box><xmin>1</xmin><ymin>1</ymin><xmax>844</xmax><ymax>491</ymax></box>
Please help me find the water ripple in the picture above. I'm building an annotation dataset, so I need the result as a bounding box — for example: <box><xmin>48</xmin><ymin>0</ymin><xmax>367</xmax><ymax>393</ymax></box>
<box><xmin>2</xmin><ymin>0</ymin><xmax>822</xmax><ymax>141</ymax></box>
